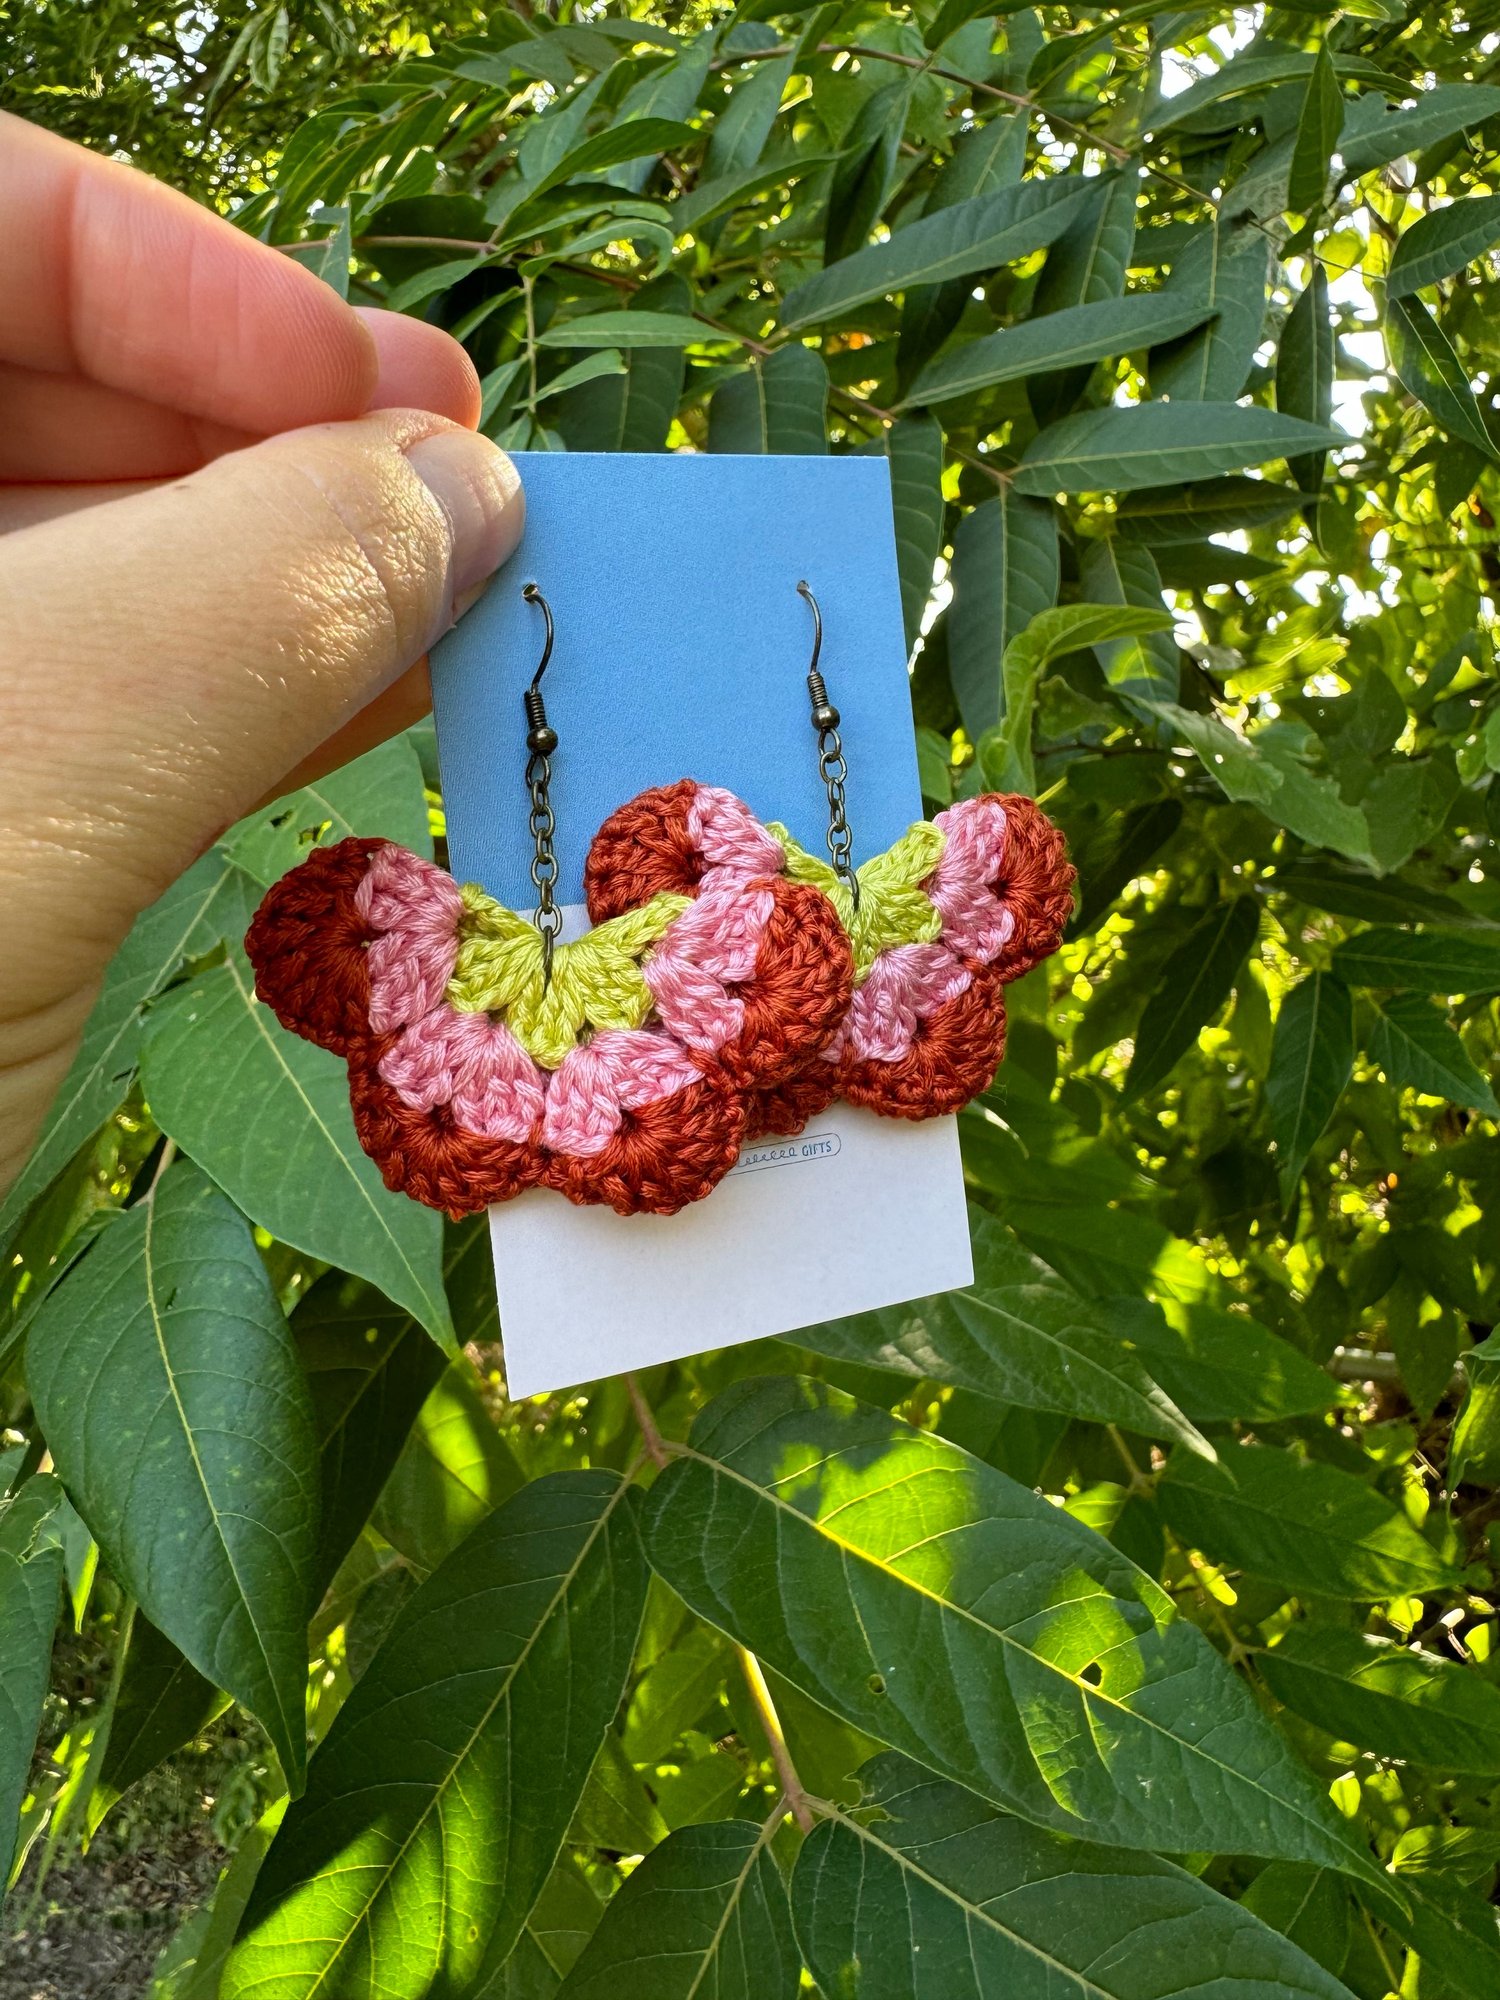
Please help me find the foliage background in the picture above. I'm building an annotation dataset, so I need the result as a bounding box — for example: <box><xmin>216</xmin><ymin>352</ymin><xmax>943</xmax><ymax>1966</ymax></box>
<box><xmin>3</xmin><ymin>0</ymin><xmax>1500</xmax><ymax>1994</ymax></box>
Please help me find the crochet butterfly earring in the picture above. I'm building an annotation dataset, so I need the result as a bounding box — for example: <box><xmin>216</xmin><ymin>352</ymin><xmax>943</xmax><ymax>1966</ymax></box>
<box><xmin>584</xmin><ymin>581</ymin><xmax>1077</xmax><ymax>1140</ymax></box>
<box><xmin>243</xmin><ymin>584</ymin><xmax>856</xmax><ymax>1217</ymax></box>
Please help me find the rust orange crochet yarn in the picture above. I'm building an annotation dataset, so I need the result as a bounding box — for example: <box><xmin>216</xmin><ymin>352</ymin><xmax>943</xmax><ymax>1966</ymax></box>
<box><xmin>244</xmin><ymin>790</ymin><xmax>855</xmax><ymax>1217</ymax></box>
<box><xmin>586</xmin><ymin>781</ymin><xmax>1074</xmax><ymax>1137</ymax></box>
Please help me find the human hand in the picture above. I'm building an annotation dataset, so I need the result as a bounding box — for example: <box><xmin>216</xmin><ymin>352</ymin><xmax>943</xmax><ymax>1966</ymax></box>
<box><xmin>0</xmin><ymin>112</ymin><xmax>524</xmax><ymax>1192</ymax></box>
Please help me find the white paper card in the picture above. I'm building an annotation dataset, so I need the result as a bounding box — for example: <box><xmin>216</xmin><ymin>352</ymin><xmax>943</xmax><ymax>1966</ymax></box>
<box><xmin>428</xmin><ymin>454</ymin><xmax>975</xmax><ymax>1396</ymax></box>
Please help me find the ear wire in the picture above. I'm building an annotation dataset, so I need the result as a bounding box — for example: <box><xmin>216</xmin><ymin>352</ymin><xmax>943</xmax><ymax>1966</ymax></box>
<box><xmin>797</xmin><ymin>580</ymin><xmax>859</xmax><ymax>910</ymax></box>
<box><xmin>522</xmin><ymin>583</ymin><xmax>561</xmax><ymax>987</ymax></box>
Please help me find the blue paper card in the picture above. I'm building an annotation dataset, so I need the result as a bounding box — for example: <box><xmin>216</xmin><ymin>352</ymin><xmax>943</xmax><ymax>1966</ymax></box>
<box><xmin>429</xmin><ymin>453</ymin><xmax>971</xmax><ymax>1396</ymax></box>
<box><xmin>432</xmin><ymin>452</ymin><xmax>924</xmax><ymax>902</ymax></box>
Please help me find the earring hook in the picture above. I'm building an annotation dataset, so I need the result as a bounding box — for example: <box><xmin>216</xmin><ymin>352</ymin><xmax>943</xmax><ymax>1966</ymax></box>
<box><xmin>523</xmin><ymin>580</ymin><xmax>554</xmax><ymax>692</ymax></box>
<box><xmin>522</xmin><ymin>583</ymin><xmax>561</xmax><ymax>988</ymax></box>
<box><xmin>797</xmin><ymin>580</ymin><xmax>859</xmax><ymax>911</ymax></box>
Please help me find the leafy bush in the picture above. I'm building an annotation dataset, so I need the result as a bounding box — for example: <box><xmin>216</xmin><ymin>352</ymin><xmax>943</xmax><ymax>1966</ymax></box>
<box><xmin>4</xmin><ymin>2</ymin><xmax>1500</xmax><ymax>1995</ymax></box>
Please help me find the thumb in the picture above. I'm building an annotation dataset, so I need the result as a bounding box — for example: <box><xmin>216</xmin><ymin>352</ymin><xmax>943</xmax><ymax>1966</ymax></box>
<box><xmin>1</xmin><ymin>410</ymin><xmax>522</xmax><ymax>1003</ymax></box>
<box><xmin>0</xmin><ymin>409</ymin><xmax>522</xmax><ymax>1188</ymax></box>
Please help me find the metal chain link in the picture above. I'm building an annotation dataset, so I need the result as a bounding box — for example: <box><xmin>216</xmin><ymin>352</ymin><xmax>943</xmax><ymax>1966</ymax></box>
<box><xmin>816</xmin><ymin>721</ymin><xmax>859</xmax><ymax>907</ymax></box>
<box><xmin>527</xmin><ymin>749</ymin><xmax>561</xmax><ymax>986</ymax></box>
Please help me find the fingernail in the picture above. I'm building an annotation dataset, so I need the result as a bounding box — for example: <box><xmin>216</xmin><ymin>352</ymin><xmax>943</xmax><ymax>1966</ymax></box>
<box><xmin>405</xmin><ymin>430</ymin><xmax>525</xmax><ymax>604</ymax></box>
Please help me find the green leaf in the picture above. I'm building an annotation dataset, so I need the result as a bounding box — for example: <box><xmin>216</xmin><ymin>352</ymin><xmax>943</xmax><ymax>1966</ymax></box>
<box><xmin>533</xmin><ymin>350</ymin><xmax>627</xmax><ymax>401</ymax></box>
<box><xmin>1385</xmin><ymin>293</ymin><xmax>1500</xmax><ymax>462</ymax></box>
<box><xmin>223</xmin><ymin>1473</ymin><xmax>647</xmax><ymax>2000</ymax></box>
<box><xmin>707</xmin><ymin>343</ymin><xmax>829</xmax><ymax>452</ymax></box>
<box><xmin>1144</xmin><ymin>703</ymin><xmax>1374</xmax><ymax>862</ymax></box>
<box><xmin>1288</xmin><ymin>45</ymin><xmax>1344</xmax><ymax>211</ymax></box>
<box><xmin>985</xmin><ymin>603</ymin><xmax>1173</xmax><ymax>791</ymax></box>
<box><xmin>780</xmin><ymin>175</ymin><xmax>1096</xmax><ymax>330</ymax></box>
<box><xmin>797</xmin><ymin>1272</ymin><xmax>1214</xmax><ymax>1454</ymax></box>
<box><xmin>1030</xmin><ymin>170</ymin><xmax>1136</xmax><ymax>318</ymax></box>
<box><xmin>1277</xmin><ymin>261</ymin><xmax>1335</xmax><ymax>514</ymax></box>
<box><xmin>27</xmin><ymin>1162</ymin><xmax>319</xmax><ymax>1788</ymax></box>
<box><xmin>0</xmin><ymin>849</ymin><xmax>257</xmax><ymax>1255</ymax></box>
<box><xmin>1150</xmin><ymin>52</ymin><xmax>1343</xmax><ymax>132</ymax></box>
<box><xmin>551</xmin><ymin>271</ymin><xmax>692</xmax><ymax>450</ymax></box>
<box><xmin>896</xmin><ymin>116</ymin><xmax>1029</xmax><ymax>387</ymax></box>
<box><xmin>555</xmin><ymin>1822</ymin><xmax>799</xmax><ymax>1999</ymax></box>
<box><xmin>382</xmin><ymin>252</ymin><xmax>508</xmax><ymax>315</ymax></box>
<box><xmin>1276</xmin><ymin>864</ymin><xmax>1487</xmax><ymax>930</ymax></box>
<box><xmin>606</xmin><ymin>45</ymin><xmax>711</xmax><ymax>194</ymax></box>
<box><xmin>286</xmin><ymin>204</ymin><xmax>351</xmax><ymax>298</ymax></box>
<box><xmin>704</xmin><ymin>55</ymin><xmax>793</xmax><ymax>179</ymax></box>
<box><xmin>140</xmin><ymin>946</ymin><xmax>452</xmax><ymax>1347</ymax></box>
<box><xmin>916</xmin><ymin>726</ymin><xmax>954</xmax><ymax>805</ymax></box>
<box><xmin>1260</xmin><ymin>1626</ymin><xmax>1500</xmax><ymax>1772</ymax></box>
<box><xmin>884</xmin><ymin>414</ymin><xmax>946</xmax><ymax>653</ymax></box>
<box><xmin>621</xmin><ymin>1625</ymin><xmax>728</xmax><ymax>1765</ymax></box>
<box><xmin>1240</xmin><ymin>1865</ymin><xmax>1351</xmax><ymax>1979</ymax></box>
<box><xmin>1115</xmin><ymin>476</ymin><xmax>1309</xmax><ymax>543</ymax></box>
<box><xmin>826</xmin><ymin>78</ymin><xmax>909</xmax><ymax>264</ymax></box>
<box><xmin>1076</xmin><ymin>537</ymin><xmax>1180</xmax><ymax>704</ymax></box>
<box><xmin>1267</xmin><ymin>971</ymin><xmax>1355</xmax><ymax>1205</ymax></box>
<box><xmin>644</xmin><ymin>1375</ymin><xmax>1385</xmax><ymax>1887</ymax></box>
<box><xmin>516</xmin><ymin>116</ymin><xmax>700</xmax><ymax>209</ymax></box>
<box><xmin>374</xmin><ymin>1358</ymin><xmax>524</xmax><ymax>1574</ymax></box>
<box><xmin>92</xmin><ymin>1614</ymin><xmax>225</xmax><ymax>1836</ymax></box>
<box><xmin>1451</xmin><ymin>1329</ymin><xmax>1500</xmax><ymax>1485</ymax></box>
<box><xmin>1376</xmin><ymin>1871</ymin><xmax>1500</xmax><ymax>2000</ymax></box>
<box><xmin>1390</xmin><ymin>192</ymin><xmax>1500</xmax><ymax>295</ymax></box>
<box><xmin>1339</xmin><ymin>83</ymin><xmax>1500</xmax><ymax>178</ymax></box>
<box><xmin>1158</xmin><ymin>1442</ymin><xmax>1459</xmax><ymax>1601</ymax></box>
<box><xmin>0</xmin><ymin>1475</ymin><xmax>64</xmax><ymax>1897</ymax></box>
<box><xmin>1126</xmin><ymin>897</ymin><xmax>1261</xmax><ymax>1098</ymax></box>
<box><xmin>572</xmin><ymin>1729</ymin><xmax>668</xmax><ymax>1854</ymax></box>
<box><xmin>1013</xmin><ymin>402</ymin><xmax>1342</xmax><ymax>496</ymax></box>
<box><xmin>294</xmin><ymin>1267</ymin><xmax>449</xmax><ymax>1590</ymax></box>
<box><xmin>906</xmin><ymin>293</ymin><xmax>1219</xmax><ymax>408</ymax></box>
<box><xmin>537</xmin><ymin>309</ymin><xmax>716</xmax><ymax>349</ymax></box>
<box><xmin>225</xmin><ymin>734</ymin><xmax>431</xmax><ymax>887</ymax></box>
<box><xmin>1111</xmin><ymin>1298</ymin><xmax>1337</xmax><ymax>1425</ymax></box>
<box><xmin>1151</xmin><ymin>218</ymin><xmax>1272</xmax><ymax>403</ymax></box>
<box><xmin>793</xmin><ymin>1754</ymin><xmax>1358</xmax><ymax>2000</ymax></box>
<box><xmin>1364</xmin><ymin>993</ymin><xmax>1499</xmax><ymax>1113</ymax></box>
<box><xmin>948</xmin><ymin>493</ymin><xmax>1059</xmax><ymax>737</ymax></box>
<box><xmin>1332</xmin><ymin>924</ymin><xmax>1500</xmax><ymax>993</ymax></box>
<box><xmin>673</xmin><ymin>150</ymin><xmax>830</xmax><ymax>234</ymax></box>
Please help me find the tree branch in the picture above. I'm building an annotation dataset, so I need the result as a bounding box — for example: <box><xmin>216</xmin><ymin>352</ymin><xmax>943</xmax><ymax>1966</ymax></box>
<box><xmin>735</xmin><ymin>1644</ymin><xmax>817</xmax><ymax>1833</ymax></box>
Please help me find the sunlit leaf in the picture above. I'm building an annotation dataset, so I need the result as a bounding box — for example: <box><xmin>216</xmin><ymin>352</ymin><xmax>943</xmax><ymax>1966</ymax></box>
<box><xmin>1364</xmin><ymin>993</ymin><xmax>1499</xmax><ymax>1112</ymax></box>
<box><xmin>556</xmin><ymin>1821</ymin><xmax>799</xmax><ymax>1999</ymax></box>
<box><xmin>140</xmin><ymin>945</ymin><xmax>452</xmax><ymax>1347</ymax></box>
<box><xmin>223</xmin><ymin>1473</ymin><xmax>646</xmax><ymax>2000</ymax></box>
<box><xmin>780</xmin><ymin>176</ymin><xmax>1095</xmax><ymax>330</ymax></box>
<box><xmin>793</xmin><ymin>1754</ymin><xmax>1358</xmax><ymax>1999</ymax></box>
<box><xmin>645</xmin><ymin>1376</ymin><xmax>1386</xmax><ymax>1888</ymax></box>
<box><xmin>28</xmin><ymin>1162</ymin><xmax>319</xmax><ymax>1788</ymax></box>
<box><xmin>1159</xmin><ymin>1442</ymin><xmax>1459</xmax><ymax>1601</ymax></box>
<box><xmin>0</xmin><ymin>1475</ymin><xmax>64</xmax><ymax>1898</ymax></box>
<box><xmin>1013</xmin><ymin>403</ymin><xmax>1342</xmax><ymax>496</ymax></box>
<box><xmin>1260</xmin><ymin>1625</ymin><xmax>1500</xmax><ymax>1771</ymax></box>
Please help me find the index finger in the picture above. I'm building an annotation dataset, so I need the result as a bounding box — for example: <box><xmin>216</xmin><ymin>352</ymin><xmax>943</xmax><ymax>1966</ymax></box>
<box><xmin>4</xmin><ymin>111</ymin><xmax>381</xmax><ymax>436</ymax></box>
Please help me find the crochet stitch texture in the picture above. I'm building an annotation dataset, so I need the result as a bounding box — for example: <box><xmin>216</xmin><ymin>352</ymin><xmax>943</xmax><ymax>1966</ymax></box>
<box><xmin>585</xmin><ymin>779</ymin><xmax>1075</xmax><ymax>1137</ymax></box>
<box><xmin>244</xmin><ymin>789</ymin><xmax>853</xmax><ymax>1217</ymax></box>
<box><xmin>244</xmin><ymin>778</ymin><xmax>1073</xmax><ymax>1216</ymax></box>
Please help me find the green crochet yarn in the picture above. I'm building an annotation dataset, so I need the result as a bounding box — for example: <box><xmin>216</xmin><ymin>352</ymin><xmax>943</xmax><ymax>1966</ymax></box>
<box><xmin>770</xmin><ymin>820</ymin><xmax>945</xmax><ymax>978</ymax></box>
<box><xmin>447</xmin><ymin>884</ymin><xmax>690</xmax><ymax>1069</ymax></box>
